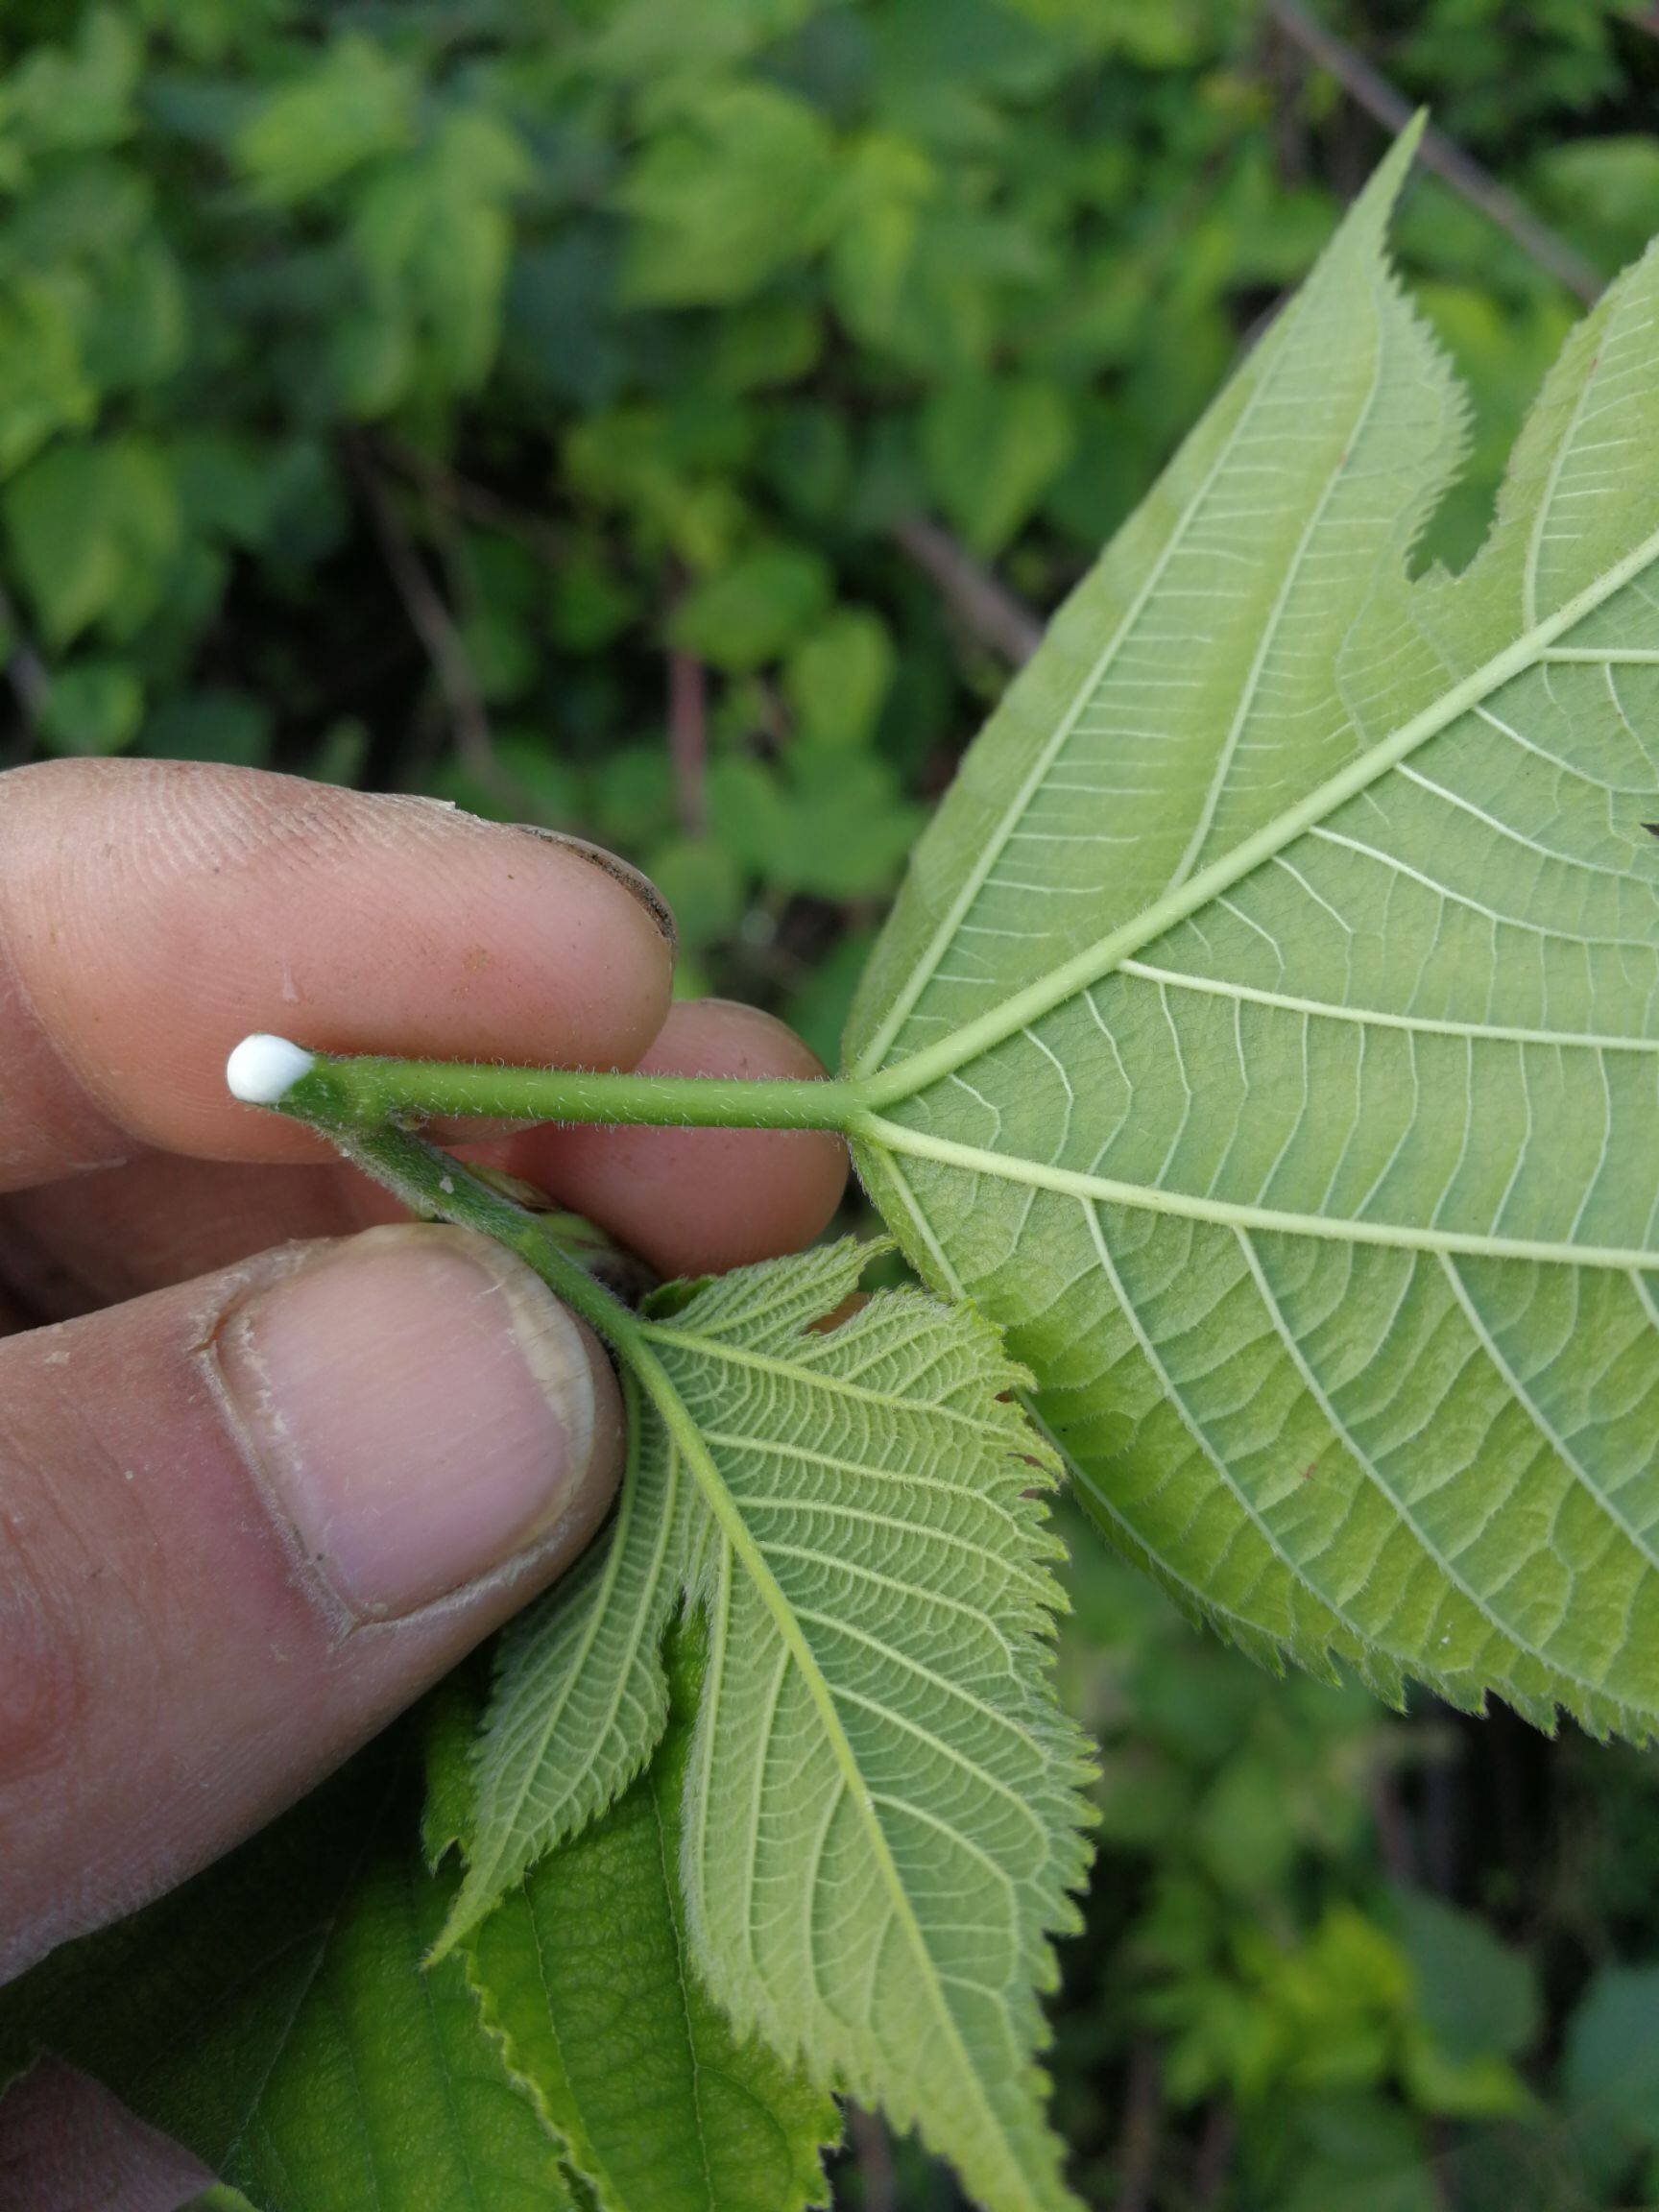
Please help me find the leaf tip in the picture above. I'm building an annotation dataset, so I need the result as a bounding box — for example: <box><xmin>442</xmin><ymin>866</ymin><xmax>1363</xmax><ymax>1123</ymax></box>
<box><xmin>425</xmin><ymin>1882</ymin><xmax>488</xmax><ymax>1968</ymax></box>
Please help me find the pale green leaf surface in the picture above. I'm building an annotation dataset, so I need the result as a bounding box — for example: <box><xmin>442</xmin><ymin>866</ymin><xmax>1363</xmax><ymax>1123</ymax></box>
<box><xmin>447</xmin><ymin>1368</ymin><xmax>688</xmax><ymax>1926</ymax></box>
<box><xmin>467</xmin><ymin>1631</ymin><xmax>838</xmax><ymax>2212</ymax></box>
<box><xmin>447</xmin><ymin>1238</ymin><xmax>1094</xmax><ymax>2212</ymax></box>
<box><xmin>0</xmin><ymin>1744</ymin><xmax>573</xmax><ymax>2212</ymax></box>
<box><xmin>846</xmin><ymin>123</ymin><xmax>1659</xmax><ymax>1736</ymax></box>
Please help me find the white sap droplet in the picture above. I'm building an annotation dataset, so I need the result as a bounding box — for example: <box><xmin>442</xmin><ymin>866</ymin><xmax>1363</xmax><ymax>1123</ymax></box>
<box><xmin>227</xmin><ymin>1034</ymin><xmax>316</xmax><ymax>1106</ymax></box>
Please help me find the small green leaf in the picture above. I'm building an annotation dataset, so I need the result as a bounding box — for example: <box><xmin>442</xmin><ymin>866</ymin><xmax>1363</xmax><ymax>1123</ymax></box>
<box><xmin>920</xmin><ymin>373</ymin><xmax>1076</xmax><ymax>555</ymax></box>
<box><xmin>648</xmin><ymin>834</ymin><xmax>746</xmax><ymax>950</ymax></box>
<box><xmin>350</xmin><ymin>109</ymin><xmax>530</xmax><ymax>398</ymax></box>
<box><xmin>3</xmin><ymin>436</ymin><xmax>181</xmax><ymax>647</ymax></box>
<box><xmin>1393</xmin><ymin>1887</ymin><xmax>1540</xmax><ymax>2069</ymax></box>
<box><xmin>443</xmin><ymin>1368</ymin><xmax>688</xmax><ymax>1938</ymax></box>
<box><xmin>668</xmin><ymin>545</ymin><xmax>832</xmax><ymax>670</ymax></box>
<box><xmin>8</xmin><ymin>7</ymin><xmax>140</xmax><ymax>154</ymax></box>
<box><xmin>468</xmin><ymin>1628</ymin><xmax>839</xmax><ymax>2212</ymax></box>
<box><xmin>0</xmin><ymin>275</ymin><xmax>95</xmax><ymax>477</ymax></box>
<box><xmin>233</xmin><ymin>36</ymin><xmax>415</xmax><ymax>204</ymax></box>
<box><xmin>709</xmin><ymin>745</ymin><xmax>923</xmax><ymax>899</ymax></box>
<box><xmin>619</xmin><ymin>84</ymin><xmax>838</xmax><ymax>307</ymax></box>
<box><xmin>1564</xmin><ymin>1963</ymin><xmax>1659</xmax><ymax>2151</ymax></box>
<box><xmin>826</xmin><ymin>132</ymin><xmax>937</xmax><ymax>355</ymax></box>
<box><xmin>785</xmin><ymin>607</ymin><xmax>897</xmax><ymax>749</ymax></box>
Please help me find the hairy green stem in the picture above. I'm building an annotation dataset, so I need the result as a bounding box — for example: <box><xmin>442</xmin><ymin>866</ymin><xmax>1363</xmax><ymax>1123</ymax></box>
<box><xmin>285</xmin><ymin>1052</ymin><xmax>873</xmax><ymax>1133</ymax></box>
<box><xmin>318</xmin><ymin>1117</ymin><xmax>649</xmax><ymax>1358</ymax></box>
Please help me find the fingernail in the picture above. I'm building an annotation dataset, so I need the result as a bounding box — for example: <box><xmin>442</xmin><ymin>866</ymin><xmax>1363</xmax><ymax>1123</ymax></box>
<box><xmin>216</xmin><ymin>1224</ymin><xmax>621</xmax><ymax>1621</ymax></box>
<box><xmin>513</xmin><ymin>826</ymin><xmax>677</xmax><ymax>950</ymax></box>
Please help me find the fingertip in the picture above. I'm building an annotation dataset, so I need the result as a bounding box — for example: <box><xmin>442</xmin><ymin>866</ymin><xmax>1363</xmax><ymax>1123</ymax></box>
<box><xmin>0</xmin><ymin>765</ymin><xmax>678</xmax><ymax>1175</ymax></box>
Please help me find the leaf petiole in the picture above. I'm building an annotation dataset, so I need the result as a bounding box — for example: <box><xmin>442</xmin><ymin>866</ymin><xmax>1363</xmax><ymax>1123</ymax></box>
<box><xmin>299</xmin><ymin>1111</ymin><xmax>653</xmax><ymax>1360</ymax></box>
<box><xmin>228</xmin><ymin>1033</ymin><xmax>873</xmax><ymax>1133</ymax></box>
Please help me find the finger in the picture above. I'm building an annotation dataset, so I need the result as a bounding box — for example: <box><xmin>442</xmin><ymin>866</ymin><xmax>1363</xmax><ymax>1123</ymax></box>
<box><xmin>0</xmin><ymin>1000</ymin><xmax>849</xmax><ymax>1314</ymax></box>
<box><xmin>0</xmin><ymin>1224</ymin><xmax>624</xmax><ymax>1980</ymax></box>
<box><xmin>0</xmin><ymin>1155</ymin><xmax>368</xmax><ymax>1320</ymax></box>
<box><xmin>0</xmin><ymin>2061</ymin><xmax>213</xmax><ymax>2212</ymax></box>
<box><xmin>490</xmin><ymin>998</ymin><xmax>851</xmax><ymax>1278</ymax></box>
<box><xmin>0</xmin><ymin>760</ymin><xmax>675</xmax><ymax>1189</ymax></box>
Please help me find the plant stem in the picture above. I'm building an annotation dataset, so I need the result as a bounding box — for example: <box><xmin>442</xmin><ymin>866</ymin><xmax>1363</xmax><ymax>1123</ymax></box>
<box><xmin>316</xmin><ymin>1116</ymin><xmax>648</xmax><ymax>1357</ymax></box>
<box><xmin>284</xmin><ymin>1051</ymin><xmax>872</xmax><ymax>1134</ymax></box>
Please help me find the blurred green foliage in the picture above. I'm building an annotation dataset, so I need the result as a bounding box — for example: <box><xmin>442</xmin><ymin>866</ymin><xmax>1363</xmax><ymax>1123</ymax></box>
<box><xmin>4</xmin><ymin>4</ymin><xmax>1659</xmax><ymax>2207</ymax></box>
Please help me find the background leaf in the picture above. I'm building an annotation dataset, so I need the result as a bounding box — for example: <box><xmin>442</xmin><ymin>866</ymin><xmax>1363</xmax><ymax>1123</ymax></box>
<box><xmin>0</xmin><ymin>1741</ymin><xmax>575</xmax><ymax>2212</ymax></box>
<box><xmin>467</xmin><ymin>1627</ymin><xmax>839</xmax><ymax>2212</ymax></box>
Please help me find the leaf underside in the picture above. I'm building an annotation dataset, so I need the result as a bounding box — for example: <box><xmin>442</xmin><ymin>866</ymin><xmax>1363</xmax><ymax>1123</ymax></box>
<box><xmin>847</xmin><ymin>120</ymin><xmax>1659</xmax><ymax>1741</ymax></box>
<box><xmin>449</xmin><ymin>1238</ymin><xmax>1095</xmax><ymax>2212</ymax></box>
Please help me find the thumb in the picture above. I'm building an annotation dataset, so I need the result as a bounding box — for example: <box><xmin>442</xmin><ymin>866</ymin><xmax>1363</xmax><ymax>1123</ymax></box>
<box><xmin>0</xmin><ymin>1224</ymin><xmax>623</xmax><ymax>1980</ymax></box>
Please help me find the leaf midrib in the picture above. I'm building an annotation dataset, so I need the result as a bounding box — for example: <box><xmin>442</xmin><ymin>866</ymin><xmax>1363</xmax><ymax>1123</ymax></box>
<box><xmin>849</xmin><ymin>232</ymin><xmax>1338</xmax><ymax>1080</ymax></box>
<box><xmin>859</xmin><ymin>517</ymin><xmax>1659</xmax><ymax>1109</ymax></box>
<box><xmin>1164</xmin><ymin>255</ymin><xmax>1392</xmax><ymax>898</ymax></box>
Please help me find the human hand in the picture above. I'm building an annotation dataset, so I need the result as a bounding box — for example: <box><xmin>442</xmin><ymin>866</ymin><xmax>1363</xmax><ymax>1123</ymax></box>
<box><xmin>0</xmin><ymin>761</ymin><xmax>846</xmax><ymax>2182</ymax></box>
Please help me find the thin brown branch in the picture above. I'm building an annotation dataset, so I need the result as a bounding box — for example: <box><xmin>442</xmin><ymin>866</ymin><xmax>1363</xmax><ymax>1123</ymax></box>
<box><xmin>1112</xmin><ymin>2043</ymin><xmax>1165</xmax><ymax>2212</ymax></box>
<box><xmin>667</xmin><ymin>646</ymin><xmax>708</xmax><ymax>834</ymax></box>
<box><xmin>1265</xmin><ymin>0</ymin><xmax>1601</xmax><ymax>303</ymax></box>
<box><xmin>890</xmin><ymin>512</ymin><xmax>1045</xmax><ymax>667</ymax></box>
<box><xmin>347</xmin><ymin>440</ymin><xmax>499</xmax><ymax>787</ymax></box>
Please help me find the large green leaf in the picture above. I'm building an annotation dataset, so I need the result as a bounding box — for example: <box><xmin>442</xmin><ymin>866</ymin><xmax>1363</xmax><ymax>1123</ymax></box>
<box><xmin>0</xmin><ymin>1743</ymin><xmax>574</xmax><ymax>2212</ymax></box>
<box><xmin>466</xmin><ymin>1631</ymin><xmax>838</xmax><ymax>2212</ymax></box>
<box><xmin>443</xmin><ymin>1236</ymin><xmax>1094</xmax><ymax>2212</ymax></box>
<box><xmin>845</xmin><ymin>122</ymin><xmax>1659</xmax><ymax>1736</ymax></box>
